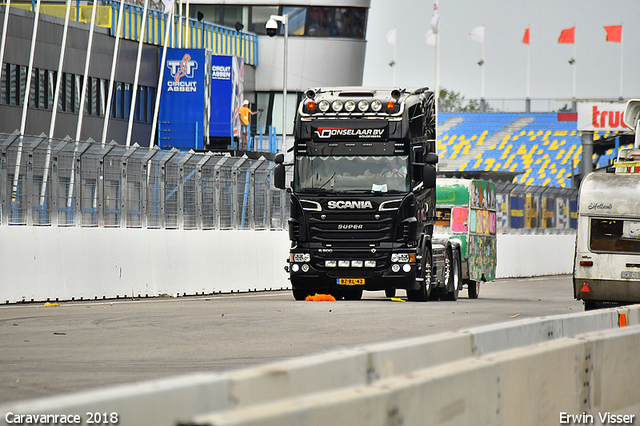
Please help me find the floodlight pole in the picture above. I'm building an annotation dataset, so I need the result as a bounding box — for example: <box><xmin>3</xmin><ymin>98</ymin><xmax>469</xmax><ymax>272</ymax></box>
<box><xmin>270</xmin><ymin>14</ymin><xmax>288</xmax><ymax>153</ymax></box>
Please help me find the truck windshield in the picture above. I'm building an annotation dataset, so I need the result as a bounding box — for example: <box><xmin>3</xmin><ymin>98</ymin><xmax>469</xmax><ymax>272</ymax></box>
<box><xmin>294</xmin><ymin>155</ymin><xmax>409</xmax><ymax>194</ymax></box>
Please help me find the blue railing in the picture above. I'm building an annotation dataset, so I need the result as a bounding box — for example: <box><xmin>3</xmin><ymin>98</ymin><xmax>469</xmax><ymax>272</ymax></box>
<box><xmin>110</xmin><ymin>1</ymin><xmax>258</xmax><ymax>66</ymax></box>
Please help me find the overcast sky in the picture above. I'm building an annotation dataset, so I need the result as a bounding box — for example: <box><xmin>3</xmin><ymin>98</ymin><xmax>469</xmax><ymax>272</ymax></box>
<box><xmin>362</xmin><ymin>0</ymin><xmax>640</xmax><ymax>105</ymax></box>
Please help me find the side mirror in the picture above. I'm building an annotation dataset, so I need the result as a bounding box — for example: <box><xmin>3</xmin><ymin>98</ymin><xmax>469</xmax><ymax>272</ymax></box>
<box><xmin>274</xmin><ymin>164</ymin><xmax>285</xmax><ymax>189</ymax></box>
<box><xmin>423</xmin><ymin>164</ymin><xmax>436</xmax><ymax>189</ymax></box>
<box><xmin>425</xmin><ymin>152</ymin><xmax>439</xmax><ymax>165</ymax></box>
<box><xmin>274</xmin><ymin>153</ymin><xmax>284</xmax><ymax>164</ymax></box>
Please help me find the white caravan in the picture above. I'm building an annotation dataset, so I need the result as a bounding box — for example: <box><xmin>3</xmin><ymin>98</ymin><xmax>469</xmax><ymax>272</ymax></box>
<box><xmin>573</xmin><ymin>99</ymin><xmax>640</xmax><ymax>309</ymax></box>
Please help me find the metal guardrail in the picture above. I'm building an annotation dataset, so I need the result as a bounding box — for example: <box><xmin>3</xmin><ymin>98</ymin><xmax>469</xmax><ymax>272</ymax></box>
<box><xmin>0</xmin><ymin>132</ymin><xmax>286</xmax><ymax>230</ymax></box>
<box><xmin>0</xmin><ymin>131</ymin><xmax>577</xmax><ymax>233</ymax></box>
<box><xmin>493</xmin><ymin>181</ymin><xmax>578</xmax><ymax>233</ymax></box>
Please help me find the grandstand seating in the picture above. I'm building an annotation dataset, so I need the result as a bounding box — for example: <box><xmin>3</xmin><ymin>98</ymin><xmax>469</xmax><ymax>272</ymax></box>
<box><xmin>437</xmin><ymin>112</ymin><xmax>628</xmax><ymax>188</ymax></box>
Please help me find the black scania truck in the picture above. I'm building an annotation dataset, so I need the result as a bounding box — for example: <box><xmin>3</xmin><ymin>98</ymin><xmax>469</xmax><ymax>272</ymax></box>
<box><xmin>274</xmin><ymin>87</ymin><xmax>461</xmax><ymax>301</ymax></box>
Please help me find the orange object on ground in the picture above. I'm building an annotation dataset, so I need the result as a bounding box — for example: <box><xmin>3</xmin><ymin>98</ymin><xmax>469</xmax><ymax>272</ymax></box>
<box><xmin>305</xmin><ymin>294</ymin><xmax>336</xmax><ymax>302</ymax></box>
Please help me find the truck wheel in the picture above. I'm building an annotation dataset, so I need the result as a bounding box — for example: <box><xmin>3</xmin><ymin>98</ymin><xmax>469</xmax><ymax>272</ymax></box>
<box><xmin>407</xmin><ymin>246</ymin><xmax>432</xmax><ymax>302</ymax></box>
<box><xmin>292</xmin><ymin>288</ymin><xmax>311</xmax><ymax>301</ymax></box>
<box><xmin>443</xmin><ymin>249</ymin><xmax>461</xmax><ymax>301</ymax></box>
<box><xmin>466</xmin><ymin>279</ymin><xmax>480</xmax><ymax>299</ymax></box>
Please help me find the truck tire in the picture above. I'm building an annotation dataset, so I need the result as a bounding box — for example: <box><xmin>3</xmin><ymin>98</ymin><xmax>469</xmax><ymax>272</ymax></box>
<box><xmin>407</xmin><ymin>246</ymin><xmax>432</xmax><ymax>302</ymax></box>
<box><xmin>466</xmin><ymin>279</ymin><xmax>480</xmax><ymax>299</ymax></box>
<box><xmin>443</xmin><ymin>249</ymin><xmax>461</xmax><ymax>301</ymax></box>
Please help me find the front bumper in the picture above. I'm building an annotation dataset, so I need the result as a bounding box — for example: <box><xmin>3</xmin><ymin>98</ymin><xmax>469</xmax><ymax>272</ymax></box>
<box><xmin>288</xmin><ymin>261</ymin><xmax>419</xmax><ymax>291</ymax></box>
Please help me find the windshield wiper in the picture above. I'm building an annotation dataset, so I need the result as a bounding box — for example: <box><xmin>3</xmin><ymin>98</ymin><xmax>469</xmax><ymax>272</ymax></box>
<box><xmin>319</xmin><ymin>172</ymin><xmax>336</xmax><ymax>189</ymax></box>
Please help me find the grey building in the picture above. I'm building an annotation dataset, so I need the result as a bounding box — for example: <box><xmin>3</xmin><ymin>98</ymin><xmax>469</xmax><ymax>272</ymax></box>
<box><xmin>0</xmin><ymin>0</ymin><xmax>370</xmax><ymax>147</ymax></box>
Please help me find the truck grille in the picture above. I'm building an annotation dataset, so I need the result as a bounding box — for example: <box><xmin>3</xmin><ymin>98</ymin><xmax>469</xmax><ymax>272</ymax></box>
<box><xmin>312</xmin><ymin>250</ymin><xmax>389</xmax><ymax>272</ymax></box>
<box><xmin>307</xmin><ymin>214</ymin><xmax>394</xmax><ymax>243</ymax></box>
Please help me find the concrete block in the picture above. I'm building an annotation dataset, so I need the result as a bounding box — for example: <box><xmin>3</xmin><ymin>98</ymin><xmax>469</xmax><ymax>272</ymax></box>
<box><xmin>364</xmin><ymin>332</ymin><xmax>474</xmax><ymax>381</ymax></box>
<box><xmin>579</xmin><ymin>326</ymin><xmax>640</xmax><ymax>413</ymax></box>
<box><xmin>0</xmin><ymin>373</ymin><xmax>230</xmax><ymax>426</ymax></box>
<box><xmin>223</xmin><ymin>349</ymin><xmax>370</xmax><ymax>408</ymax></box>
<box><xmin>189</xmin><ymin>357</ymin><xmax>504</xmax><ymax>426</ymax></box>
<box><xmin>463</xmin><ymin>317</ymin><xmax>563</xmax><ymax>356</ymax></box>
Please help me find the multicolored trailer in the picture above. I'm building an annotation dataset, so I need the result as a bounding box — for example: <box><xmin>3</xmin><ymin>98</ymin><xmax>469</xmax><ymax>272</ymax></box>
<box><xmin>434</xmin><ymin>178</ymin><xmax>497</xmax><ymax>298</ymax></box>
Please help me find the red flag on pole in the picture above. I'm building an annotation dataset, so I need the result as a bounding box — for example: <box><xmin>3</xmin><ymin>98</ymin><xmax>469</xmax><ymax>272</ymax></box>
<box><xmin>604</xmin><ymin>25</ymin><xmax>622</xmax><ymax>42</ymax></box>
<box><xmin>558</xmin><ymin>27</ymin><xmax>575</xmax><ymax>44</ymax></box>
<box><xmin>522</xmin><ymin>28</ymin><xmax>530</xmax><ymax>44</ymax></box>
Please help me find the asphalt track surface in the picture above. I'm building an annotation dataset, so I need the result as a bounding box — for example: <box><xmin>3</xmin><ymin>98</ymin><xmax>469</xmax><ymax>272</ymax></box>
<box><xmin>0</xmin><ymin>275</ymin><xmax>583</xmax><ymax>404</ymax></box>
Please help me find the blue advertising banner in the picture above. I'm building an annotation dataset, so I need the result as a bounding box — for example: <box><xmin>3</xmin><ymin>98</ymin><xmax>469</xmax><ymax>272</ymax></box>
<box><xmin>570</xmin><ymin>199</ymin><xmax>578</xmax><ymax>229</ymax></box>
<box><xmin>158</xmin><ymin>48</ymin><xmax>209</xmax><ymax>150</ymax></box>
<box><xmin>210</xmin><ymin>55</ymin><xmax>244</xmax><ymax>140</ymax></box>
<box><xmin>510</xmin><ymin>195</ymin><xmax>525</xmax><ymax>229</ymax></box>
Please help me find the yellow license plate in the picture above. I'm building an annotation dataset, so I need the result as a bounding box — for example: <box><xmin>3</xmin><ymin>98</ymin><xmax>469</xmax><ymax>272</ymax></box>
<box><xmin>338</xmin><ymin>278</ymin><xmax>365</xmax><ymax>286</ymax></box>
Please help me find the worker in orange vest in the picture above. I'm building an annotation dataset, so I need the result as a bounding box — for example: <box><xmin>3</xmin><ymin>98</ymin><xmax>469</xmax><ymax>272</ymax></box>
<box><xmin>238</xmin><ymin>100</ymin><xmax>261</xmax><ymax>150</ymax></box>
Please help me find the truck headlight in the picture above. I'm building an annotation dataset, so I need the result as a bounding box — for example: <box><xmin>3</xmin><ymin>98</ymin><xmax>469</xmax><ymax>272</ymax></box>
<box><xmin>292</xmin><ymin>253</ymin><xmax>311</xmax><ymax>262</ymax></box>
<box><xmin>345</xmin><ymin>100</ymin><xmax>356</xmax><ymax>112</ymax></box>
<box><xmin>318</xmin><ymin>100</ymin><xmax>330</xmax><ymax>112</ymax></box>
<box><xmin>391</xmin><ymin>253</ymin><xmax>415</xmax><ymax>263</ymax></box>
<box><xmin>325</xmin><ymin>260</ymin><xmax>337</xmax><ymax>268</ymax></box>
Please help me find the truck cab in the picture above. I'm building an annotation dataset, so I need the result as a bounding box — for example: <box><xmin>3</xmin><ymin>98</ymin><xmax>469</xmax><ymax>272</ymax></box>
<box><xmin>274</xmin><ymin>87</ymin><xmax>445</xmax><ymax>301</ymax></box>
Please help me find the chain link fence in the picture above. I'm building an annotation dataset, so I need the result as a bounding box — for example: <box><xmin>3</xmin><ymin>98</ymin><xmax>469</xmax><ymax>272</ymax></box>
<box><xmin>0</xmin><ymin>132</ymin><xmax>288</xmax><ymax>230</ymax></box>
<box><xmin>494</xmin><ymin>181</ymin><xmax>578</xmax><ymax>234</ymax></box>
<box><xmin>0</xmin><ymin>131</ymin><xmax>578</xmax><ymax>233</ymax></box>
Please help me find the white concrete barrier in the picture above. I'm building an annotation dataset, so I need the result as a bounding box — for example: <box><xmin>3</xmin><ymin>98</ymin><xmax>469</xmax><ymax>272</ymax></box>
<box><xmin>189</xmin><ymin>328</ymin><xmax>639</xmax><ymax>426</ymax></box>
<box><xmin>496</xmin><ymin>233</ymin><xmax>576</xmax><ymax>278</ymax></box>
<box><xmin>1</xmin><ymin>305</ymin><xmax>638</xmax><ymax>426</ymax></box>
<box><xmin>0</xmin><ymin>228</ymin><xmax>576</xmax><ymax>303</ymax></box>
<box><xmin>0</xmin><ymin>227</ymin><xmax>290</xmax><ymax>303</ymax></box>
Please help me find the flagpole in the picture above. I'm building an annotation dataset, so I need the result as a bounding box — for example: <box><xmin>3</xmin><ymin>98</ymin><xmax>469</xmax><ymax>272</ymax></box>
<box><xmin>481</xmin><ymin>25</ymin><xmax>485</xmax><ymax>106</ymax></box>
<box><xmin>431</xmin><ymin>0</ymin><xmax>439</xmax><ymax>156</ymax></box>
<box><xmin>75</xmin><ymin>0</ymin><xmax>99</xmax><ymax>142</ymax></box>
<box><xmin>435</xmin><ymin>31</ymin><xmax>440</xmax><ymax>120</ymax></box>
<box><xmin>101</xmin><ymin>0</ymin><xmax>126</xmax><ymax>146</ymax></box>
<box><xmin>392</xmin><ymin>29</ymin><xmax>397</xmax><ymax>86</ymax></box>
<box><xmin>526</xmin><ymin>28</ymin><xmax>530</xmax><ymax>99</ymax></box>
<box><xmin>0</xmin><ymin>0</ymin><xmax>11</xmax><ymax>90</ymax></box>
<box><xmin>185</xmin><ymin>0</ymin><xmax>190</xmax><ymax>48</ymax></box>
<box><xmin>619</xmin><ymin>22</ymin><xmax>623</xmax><ymax>100</ymax></box>
<box><xmin>572</xmin><ymin>41</ymin><xmax>576</xmax><ymax>101</ymax></box>
<box><xmin>125</xmin><ymin>0</ymin><xmax>150</xmax><ymax>147</ymax></box>
<box><xmin>151</xmin><ymin>4</ymin><xmax>174</xmax><ymax>147</ymax></box>
<box><xmin>178</xmin><ymin>0</ymin><xmax>182</xmax><ymax>48</ymax></box>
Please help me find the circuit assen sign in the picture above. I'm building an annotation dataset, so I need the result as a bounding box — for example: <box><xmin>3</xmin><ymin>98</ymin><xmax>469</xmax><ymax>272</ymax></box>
<box><xmin>577</xmin><ymin>102</ymin><xmax>628</xmax><ymax>132</ymax></box>
<box><xmin>158</xmin><ymin>48</ymin><xmax>208</xmax><ymax>150</ymax></box>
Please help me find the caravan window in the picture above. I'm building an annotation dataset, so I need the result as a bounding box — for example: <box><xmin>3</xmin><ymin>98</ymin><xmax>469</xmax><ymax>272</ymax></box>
<box><xmin>590</xmin><ymin>218</ymin><xmax>640</xmax><ymax>253</ymax></box>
